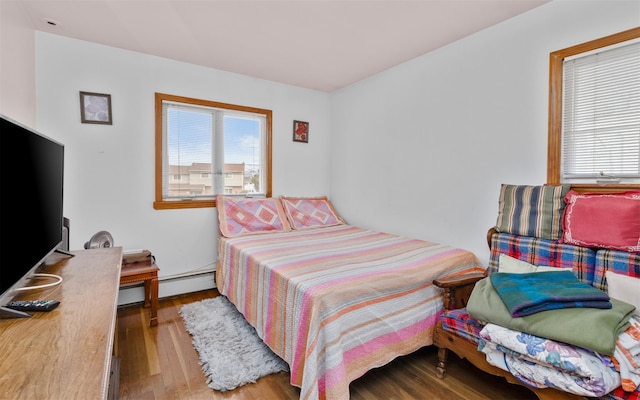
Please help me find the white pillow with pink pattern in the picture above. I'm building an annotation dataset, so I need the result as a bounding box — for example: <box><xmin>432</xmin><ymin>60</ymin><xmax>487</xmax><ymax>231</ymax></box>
<box><xmin>217</xmin><ymin>196</ymin><xmax>291</xmax><ymax>237</ymax></box>
<box><xmin>280</xmin><ymin>196</ymin><xmax>345</xmax><ymax>230</ymax></box>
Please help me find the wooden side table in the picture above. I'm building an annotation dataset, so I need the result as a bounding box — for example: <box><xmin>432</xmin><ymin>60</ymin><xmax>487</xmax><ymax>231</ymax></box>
<box><xmin>120</xmin><ymin>259</ymin><xmax>159</xmax><ymax>327</ymax></box>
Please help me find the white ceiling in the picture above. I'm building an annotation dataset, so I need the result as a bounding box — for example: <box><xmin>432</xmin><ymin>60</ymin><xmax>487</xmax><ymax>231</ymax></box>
<box><xmin>18</xmin><ymin>0</ymin><xmax>551</xmax><ymax>92</ymax></box>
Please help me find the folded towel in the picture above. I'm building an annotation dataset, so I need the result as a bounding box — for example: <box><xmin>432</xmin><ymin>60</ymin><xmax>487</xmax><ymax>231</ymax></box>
<box><xmin>490</xmin><ymin>270</ymin><xmax>611</xmax><ymax>317</ymax></box>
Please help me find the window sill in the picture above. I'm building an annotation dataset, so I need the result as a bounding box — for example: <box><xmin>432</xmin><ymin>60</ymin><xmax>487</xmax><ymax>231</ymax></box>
<box><xmin>563</xmin><ymin>183</ymin><xmax>640</xmax><ymax>193</ymax></box>
<box><xmin>153</xmin><ymin>199</ymin><xmax>217</xmax><ymax>210</ymax></box>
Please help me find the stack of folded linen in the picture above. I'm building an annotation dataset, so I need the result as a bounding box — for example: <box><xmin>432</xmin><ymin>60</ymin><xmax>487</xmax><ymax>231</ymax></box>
<box><xmin>478</xmin><ymin>322</ymin><xmax>620</xmax><ymax>397</ymax></box>
<box><xmin>466</xmin><ymin>269</ymin><xmax>638</xmax><ymax>397</ymax></box>
<box><xmin>467</xmin><ymin>276</ymin><xmax>634</xmax><ymax>355</ymax></box>
<box><xmin>615</xmin><ymin>317</ymin><xmax>640</xmax><ymax>392</ymax></box>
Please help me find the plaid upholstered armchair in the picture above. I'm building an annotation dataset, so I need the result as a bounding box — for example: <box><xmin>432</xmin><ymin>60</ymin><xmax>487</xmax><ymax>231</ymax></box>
<box><xmin>432</xmin><ymin>184</ymin><xmax>640</xmax><ymax>400</ymax></box>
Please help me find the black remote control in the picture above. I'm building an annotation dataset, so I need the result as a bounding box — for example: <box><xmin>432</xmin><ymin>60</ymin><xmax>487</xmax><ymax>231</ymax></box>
<box><xmin>6</xmin><ymin>300</ymin><xmax>60</xmax><ymax>312</ymax></box>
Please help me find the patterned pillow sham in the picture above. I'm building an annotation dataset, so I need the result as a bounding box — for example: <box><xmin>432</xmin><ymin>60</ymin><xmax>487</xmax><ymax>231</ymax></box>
<box><xmin>495</xmin><ymin>184</ymin><xmax>570</xmax><ymax>240</ymax></box>
<box><xmin>562</xmin><ymin>190</ymin><xmax>640</xmax><ymax>252</ymax></box>
<box><xmin>280</xmin><ymin>196</ymin><xmax>345</xmax><ymax>230</ymax></box>
<box><xmin>216</xmin><ymin>196</ymin><xmax>291</xmax><ymax>238</ymax></box>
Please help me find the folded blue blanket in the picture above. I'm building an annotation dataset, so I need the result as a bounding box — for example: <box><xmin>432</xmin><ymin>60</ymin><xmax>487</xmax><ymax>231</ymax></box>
<box><xmin>490</xmin><ymin>270</ymin><xmax>611</xmax><ymax>317</ymax></box>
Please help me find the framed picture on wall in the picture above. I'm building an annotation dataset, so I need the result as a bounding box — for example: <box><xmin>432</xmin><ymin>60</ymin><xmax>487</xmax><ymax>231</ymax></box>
<box><xmin>293</xmin><ymin>120</ymin><xmax>309</xmax><ymax>143</ymax></box>
<box><xmin>80</xmin><ymin>91</ymin><xmax>112</xmax><ymax>125</ymax></box>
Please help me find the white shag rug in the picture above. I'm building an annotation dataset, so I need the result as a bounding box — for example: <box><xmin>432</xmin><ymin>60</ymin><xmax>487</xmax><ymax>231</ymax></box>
<box><xmin>180</xmin><ymin>296</ymin><xmax>289</xmax><ymax>392</ymax></box>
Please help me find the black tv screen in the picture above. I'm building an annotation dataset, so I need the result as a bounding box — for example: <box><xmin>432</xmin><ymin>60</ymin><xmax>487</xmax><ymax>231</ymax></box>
<box><xmin>0</xmin><ymin>114</ymin><xmax>64</xmax><ymax>305</ymax></box>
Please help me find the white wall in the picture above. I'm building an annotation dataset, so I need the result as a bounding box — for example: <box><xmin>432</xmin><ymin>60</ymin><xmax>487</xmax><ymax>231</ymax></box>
<box><xmin>0</xmin><ymin>1</ymin><xmax>36</xmax><ymax>126</ymax></box>
<box><xmin>330</xmin><ymin>0</ymin><xmax>640</xmax><ymax>266</ymax></box>
<box><xmin>14</xmin><ymin>0</ymin><xmax>640</xmax><ymax>303</ymax></box>
<box><xmin>35</xmin><ymin>33</ymin><xmax>332</xmax><ymax>302</ymax></box>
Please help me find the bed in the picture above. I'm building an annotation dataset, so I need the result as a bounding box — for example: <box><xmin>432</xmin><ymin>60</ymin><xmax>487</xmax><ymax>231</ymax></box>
<box><xmin>214</xmin><ymin>195</ymin><xmax>484</xmax><ymax>400</ymax></box>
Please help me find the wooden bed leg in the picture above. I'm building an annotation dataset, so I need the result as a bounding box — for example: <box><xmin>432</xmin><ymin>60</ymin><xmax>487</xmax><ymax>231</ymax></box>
<box><xmin>436</xmin><ymin>347</ymin><xmax>448</xmax><ymax>379</ymax></box>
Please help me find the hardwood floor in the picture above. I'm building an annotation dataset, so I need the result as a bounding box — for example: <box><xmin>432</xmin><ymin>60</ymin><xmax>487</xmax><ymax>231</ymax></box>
<box><xmin>116</xmin><ymin>289</ymin><xmax>536</xmax><ymax>399</ymax></box>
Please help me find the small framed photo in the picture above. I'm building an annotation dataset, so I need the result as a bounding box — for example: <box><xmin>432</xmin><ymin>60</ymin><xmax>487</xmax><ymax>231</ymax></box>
<box><xmin>293</xmin><ymin>120</ymin><xmax>309</xmax><ymax>143</ymax></box>
<box><xmin>80</xmin><ymin>91</ymin><xmax>112</xmax><ymax>125</ymax></box>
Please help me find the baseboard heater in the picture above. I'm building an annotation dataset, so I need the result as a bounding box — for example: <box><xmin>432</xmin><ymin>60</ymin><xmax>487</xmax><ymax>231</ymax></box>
<box><xmin>158</xmin><ymin>269</ymin><xmax>215</xmax><ymax>283</ymax></box>
<box><xmin>118</xmin><ymin>269</ymin><xmax>216</xmax><ymax>305</ymax></box>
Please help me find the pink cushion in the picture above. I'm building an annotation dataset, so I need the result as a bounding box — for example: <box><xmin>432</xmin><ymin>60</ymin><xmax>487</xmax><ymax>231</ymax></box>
<box><xmin>280</xmin><ymin>196</ymin><xmax>345</xmax><ymax>230</ymax></box>
<box><xmin>217</xmin><ymin>196</ymin><xmax>291</xmax><ymax>237</ymax></box>
<box><xmin>562</xmin><ymin>190</ymin><xmax>640</xmax><ymax>252</ymax></box>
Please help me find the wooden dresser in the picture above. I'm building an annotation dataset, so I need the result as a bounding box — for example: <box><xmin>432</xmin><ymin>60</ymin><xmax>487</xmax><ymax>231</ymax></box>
<box><xmin>0</xmin><ymin>247</ymin><xmax>122</xmax><ymax>400</ymax></box>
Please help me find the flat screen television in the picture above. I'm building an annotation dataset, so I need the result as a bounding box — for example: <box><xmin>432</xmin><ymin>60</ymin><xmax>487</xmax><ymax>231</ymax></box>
<box><xmin>0</xmin><ymin>114</ymin><xmax>68</xmax><ymax>318</ymax></box>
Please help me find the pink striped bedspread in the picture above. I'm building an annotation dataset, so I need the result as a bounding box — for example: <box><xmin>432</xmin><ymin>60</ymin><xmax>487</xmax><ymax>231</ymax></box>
<box><xmin>216</xmin><ymin>224</ymin><xmax>483</xmax><ymax>399</ymax></box>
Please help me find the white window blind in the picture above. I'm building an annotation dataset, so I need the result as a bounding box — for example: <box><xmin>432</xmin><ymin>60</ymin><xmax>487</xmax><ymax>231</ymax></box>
<box><xmin>561</xmin><ymin>39</ymin><xmax>640</xmax><ymax>183</ymax></box>
<box><xmin>161</xmin><ymin>101</ymin><xmax>266</xmax><ymax>200</ymax></box>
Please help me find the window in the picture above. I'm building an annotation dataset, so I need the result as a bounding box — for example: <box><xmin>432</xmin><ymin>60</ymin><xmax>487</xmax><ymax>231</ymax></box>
<box><xmin>548</xmin><ymin>27</ymin><xmax>640</xmax><ymax>191</ymax></box>
<box><xmin>154</xmin><ymin>93</ymin><xmax>272</xmax><ymax>210</ymax></box>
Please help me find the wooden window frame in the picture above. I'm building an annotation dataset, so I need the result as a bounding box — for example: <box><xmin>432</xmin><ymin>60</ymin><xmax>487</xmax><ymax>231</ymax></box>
<box><xmin>154</xmin><ymin>92</ymin><xmax>272</xmax><ymax>210</ymax></box>
<box><xmin>547</xmin><ymin>26</ymin><xmax>640</xmax><ymax>192</ymax></box>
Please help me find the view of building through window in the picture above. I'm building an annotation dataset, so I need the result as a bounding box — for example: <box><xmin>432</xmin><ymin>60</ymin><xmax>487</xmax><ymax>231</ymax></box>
<box><xmin>167</xmin><ymin>161</ymin><xmax>258</xmax><ymax>197</ymax></box>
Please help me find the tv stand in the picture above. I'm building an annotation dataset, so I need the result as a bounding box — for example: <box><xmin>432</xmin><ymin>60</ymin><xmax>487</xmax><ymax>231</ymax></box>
<box><xmin>54</xmin><ymin>248</ymin><xmax>75</xmax><ymax>257</ymax></box>
<box><xmin>0</xmin><ymin>306</ymin><xmax>30</xmax><ymax>319</ymax></box>
<box><xmin>0</xmin><ymin>247</ymin><xmax>122</xmax><ymax>400</ymax></box>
